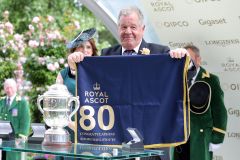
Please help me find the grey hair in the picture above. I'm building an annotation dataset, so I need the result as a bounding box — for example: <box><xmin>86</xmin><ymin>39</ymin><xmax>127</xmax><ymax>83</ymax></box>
<box><xmin>184</xmin><ymin>44</ymin><xmax>200</xmax><ymax>56</ymax></box>
<box><xmin>118</xmin><ymin>6</ymin><xmax>144</xmax><ymax>26</ymax></box>
<box><xmin>4</xmin><ymin>78</ymin><xmax>17</xmax><ymax>87</ymax></box>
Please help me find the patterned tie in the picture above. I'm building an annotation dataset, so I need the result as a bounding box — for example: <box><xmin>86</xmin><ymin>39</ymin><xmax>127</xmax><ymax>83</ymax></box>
<box><xmin>123</xmin><ymin>50</ymin><xmax>137</xmax><ymax>56</ymax></box>
<box><xmin>6</xmin><ymin>97</ymin><xmax>10</xmax><ymax>106</ymax></box>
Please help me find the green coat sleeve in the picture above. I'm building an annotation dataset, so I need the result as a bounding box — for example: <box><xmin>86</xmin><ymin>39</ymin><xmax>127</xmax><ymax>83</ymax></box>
<box><xmin>18</xmin><ymin>99</ymin><xmax>31</xmax><ymax>136</ymax></box>
<box><xmin>209</xmin><ymin>74</ymin><xmax>228</xmax><ymax>144</ymax></box>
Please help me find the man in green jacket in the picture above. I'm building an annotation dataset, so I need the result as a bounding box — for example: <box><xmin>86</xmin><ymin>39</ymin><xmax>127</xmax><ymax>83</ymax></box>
<box><xmin>0</xmin><ymin>78</ymin><xmax>31</xmax><ymax>160</ymax></box>
<box><xmin>173</xmin><ymin>45</ymin><xmax>228</xmax><ymax>160</ymax></box>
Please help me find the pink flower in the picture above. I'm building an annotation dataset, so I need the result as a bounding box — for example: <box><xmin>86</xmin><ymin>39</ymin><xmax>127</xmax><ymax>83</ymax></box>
<box><xmin>14</xmin><ymin>34</ymin><xmax>23</xmax><ymax>41</ymax></box>
<box><xmin>38</xmin><ymin>23</ymin><xmax>43</xmax><ymax>30</ymax></box>
<box><xmin>37</xmin><ymin>57</ymin><xmax>45</xmax><ymax>65</ymax></box>
<box><xmin>5</xmin><ymin>22</ymin><xmax>14</xmax><ymax>34</ymax></box>
<box><xmin>54</xmin><ymin>30</ymin><xmax>61</xmax><ymax>39</ymax></box>
<box><xmin>19</xmin><ymin>57</ymin><xmax>27</xmax><ymax>63</ymax></box>
<box><xmin>0</xmin><ymin>24</ymin><xmax>4</xmax><ymax>29</ymax></box>
<box><xmin>47</xmin><ymin>15</ymin><xmax>54</xmax><ymax>22</ymax></box>
<box><xmin>47</xmin><ymin>32</ymin><xmax>57</xmax><ymax>41</ymax></box>
<box><xmin>28</xmin><ymin>40</ymin><xmax>39</xmax><ymax>48</ymax></box>
<box><xmin>47</xmin><ymin>63</ymin><xmax>56</xmax><ymax>71</ymax></box>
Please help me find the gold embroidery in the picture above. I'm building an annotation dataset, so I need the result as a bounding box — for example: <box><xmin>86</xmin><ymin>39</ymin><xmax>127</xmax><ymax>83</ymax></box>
<box><xmin>213</xmin><ymin>127</ymin><xmax>226</xmax><ymax>134</ymax></box>
<box><xmin>202</xmin><ymin>71</ymin><xmax>210</xmax><ymax>78</ymax></box>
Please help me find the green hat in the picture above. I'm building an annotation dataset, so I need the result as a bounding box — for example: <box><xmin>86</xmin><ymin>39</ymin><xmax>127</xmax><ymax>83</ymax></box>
<box><xmin>66</xmin><ymin>28</ymin><xmax>96</xmax><ymax>49</ymax></box>
<box><xmin>189</xmin><ymin>81</ymin><xmax>211</xmax><ymax>114</ymax></box>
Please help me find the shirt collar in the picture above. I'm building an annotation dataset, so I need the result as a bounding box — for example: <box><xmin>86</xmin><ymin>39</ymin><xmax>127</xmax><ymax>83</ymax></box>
<box><xmin>7</xmin><ymin>94</ymin><xmax>16</xmax><ymax>103</ymax></box>
<box><xmin>121</xmin><ymin>40</ymin><xmax>142</xmax><ymax>55</ymax></box>
<box><xmin>192</xmin><ymin>67</ymin><xmax>200</xmax><ymax>83</ymax></box>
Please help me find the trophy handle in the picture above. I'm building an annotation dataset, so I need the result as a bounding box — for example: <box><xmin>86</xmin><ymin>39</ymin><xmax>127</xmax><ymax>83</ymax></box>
<box><xmin>37</xmin><ymin>95</ymin><xmax>44</xmax><ymax>114</ymax></box>
<box><xmin>68</xmin><ymin>96</ymin><xmax>80</xmax><ymax>120</ymax></box>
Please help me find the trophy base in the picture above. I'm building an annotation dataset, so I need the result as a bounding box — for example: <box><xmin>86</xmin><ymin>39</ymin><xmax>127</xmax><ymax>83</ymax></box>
<box><xmin>42</xmin><ymin>128</ymin><xmax>72</xmax><ymax>146</ymax></box>
<box><xmin>42</xmin><ymin>142</ymin><xmax>72</xmax><ymax>153</ymax></box>
<box><xmin>42</xmin><ymin>140</ymin><xmax>72</xmax><ymax>146</ymax></box>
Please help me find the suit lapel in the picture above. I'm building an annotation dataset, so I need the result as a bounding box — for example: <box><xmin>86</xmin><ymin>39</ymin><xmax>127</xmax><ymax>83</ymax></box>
<box><xmin>196</xmin><ymin>67</ymin><xmax>210</xmax><ymax>81</ymax></box>
<box><xmin>111</xmin><ymin>46</ymin><xmax>122</xmax><ymax>56</ymax></box>
<box><xmin>8</xmin><ymin>97</ymin><xmax>17</xmax><ymax>111</ymax></box>
<box><xmin>138</xmin><ymin>39</ymin><xmax>148</xmax><ymax>55</ymax></box>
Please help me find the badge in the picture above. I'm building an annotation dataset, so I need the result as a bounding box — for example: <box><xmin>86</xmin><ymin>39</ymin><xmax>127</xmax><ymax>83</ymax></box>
<box><xmin>12</xmin><ymin>108</ymin><xmax>18</xmax><ymax>116</ymax></box>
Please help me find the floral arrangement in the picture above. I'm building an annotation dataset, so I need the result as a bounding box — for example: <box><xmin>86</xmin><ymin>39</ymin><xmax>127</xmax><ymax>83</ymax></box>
<box><xmin>0</xmin><ymin>11</ymin><xmax>21</xmax><ymax>94</ymax></box>
<box><xmin>0</xmin><ymin>8</ymin><xmax>112</xmax><ymax>122</ymax></box>
<box><xmin>0</xmin><ymin>11</ymin><xmax>71</xmax><ymax>122</ymax></box>
<box><xmin>0</xmin><ymin>11</ymin><xmax>26</xmax><ymax>57</ymax></box>
<box><xmin>140</xmin><ymin>48</ymin><xmax>150</xmax><ymax>55</ymax></box>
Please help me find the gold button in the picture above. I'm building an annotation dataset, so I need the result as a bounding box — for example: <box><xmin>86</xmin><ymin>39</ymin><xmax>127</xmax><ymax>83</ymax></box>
<box><xmin>200</xmin><ymin>129</ymin><xmax>203</xmax><ymax>132</ymax></box>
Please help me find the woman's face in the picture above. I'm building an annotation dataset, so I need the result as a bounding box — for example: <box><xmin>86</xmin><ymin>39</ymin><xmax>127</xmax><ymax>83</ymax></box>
<box><xmin>75</xmin><ymin>41</ymin><xmax>93</xmax><ymax>57</ymax></box>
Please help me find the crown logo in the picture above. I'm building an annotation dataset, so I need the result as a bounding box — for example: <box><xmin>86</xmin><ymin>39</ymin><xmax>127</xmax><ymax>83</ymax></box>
<box><xmin>93</xmin><ymin>82</ymin><xmax>100</xmax><ymax>91</ymax></box>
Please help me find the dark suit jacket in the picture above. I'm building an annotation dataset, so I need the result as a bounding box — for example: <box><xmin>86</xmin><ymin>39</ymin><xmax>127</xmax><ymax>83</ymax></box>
<box><xmin>101</xmin><ymin>39</ymin><xmax>170</xmax><ymax>56</ymax></box>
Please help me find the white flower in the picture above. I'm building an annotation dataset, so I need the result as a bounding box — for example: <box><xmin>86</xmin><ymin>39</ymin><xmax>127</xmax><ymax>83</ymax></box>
<box><xmin>3</xmin><ymin>11</ymin><xmax>9</xmax><ymax>18</ymax></box>
<box><xmin>54</xmin><ymin>62</ymin><xmax>60</xmax><ymax>69</ymax></box>
<box><xmin>64</xmin><ymin>63</ymin><xmax>68</xmax><ymax>67</ymax></box>
<box><xmin>32</xmin><ymin>16</ymin><xmax>40</xmax><ymax>23</ymax></box>
<box><xmin>140</xmin><ymin>48</ymin><xmax>150</xmax><ymax>55</ymax></box>
<box><xmin>74</xmin><ymin>21</ymin><xmax>80</xmax><ymax>29</ymax></box>
<box><xmin>59</xmin><ymin>58</ymin><xmax>65</xmax><ymax>64</ymax></box>
<box><xmin>28</xmin><ymin>24</ymin><xmax>35</xmax><ymax>32</ymax></box>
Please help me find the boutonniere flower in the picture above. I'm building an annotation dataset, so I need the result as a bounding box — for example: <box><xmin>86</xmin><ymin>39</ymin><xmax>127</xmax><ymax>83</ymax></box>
<box><xmin>16</xmin><ymin>96</ymin><xmax>22</xmax><ymax>101</ymax></box>
<box><xmin>140</xmin><ymin>48</ymin><xmax>150</xmax><ymax>55</ymax></box>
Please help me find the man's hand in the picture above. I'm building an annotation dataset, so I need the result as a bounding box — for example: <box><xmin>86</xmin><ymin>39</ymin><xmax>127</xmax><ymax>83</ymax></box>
<box><xmin>68</xmin><ymin>121</ymin><xmax>75</xmax><ymax>131</ymax></box>
<box><xmin>169</xmin><ymin>48</ymin><xmax>190</xmax><ymax>59</ymax></box>
<box><xmin>67</xmin><ymin>51</ymin><xmax>85</xmax><ymax>70</ymax></box>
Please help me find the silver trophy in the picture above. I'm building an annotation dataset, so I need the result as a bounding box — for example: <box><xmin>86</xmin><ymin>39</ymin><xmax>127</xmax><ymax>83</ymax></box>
<box><xmin>37</xmin><ymin>83</ymin><xmax>79</xmax><ymax>146</ymax></box>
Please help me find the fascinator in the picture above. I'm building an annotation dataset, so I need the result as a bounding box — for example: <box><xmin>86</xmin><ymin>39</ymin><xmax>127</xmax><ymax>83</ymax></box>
<box><xmin>66</xmin><ymin>28</ymin><xmax>96</xmax><ymax>49</ymax></box>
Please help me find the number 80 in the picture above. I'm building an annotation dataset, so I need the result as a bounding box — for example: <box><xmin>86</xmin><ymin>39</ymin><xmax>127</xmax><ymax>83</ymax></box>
<box><xmin>79</xmin><ymin>105</ymin><xmax>115</xmax><ymax>131</ymax></box>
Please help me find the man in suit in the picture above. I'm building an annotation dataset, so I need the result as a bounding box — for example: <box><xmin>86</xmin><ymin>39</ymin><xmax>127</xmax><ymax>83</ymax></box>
<box><xmin>101</xmin><ymin>6</ymin><xmax>170</xmax><ymax>56</ymax></box>
<box><xmin>0</xmin><ymin>78</ymin><xmax>31</xmax><ymax>160</ymax></box>
<box><xmin>67</xmin><ymin>6</ymin><xmax>189</xmax><ymax>68</ymax></box>
<box><xmin>67</xmin><ymin>6</ymin><xmax>192</xmax><ymax>160</ymax></box>
<box><xmin>173</xmin><ymin>44</ymin><xmax>228</xmax><ymax>160</ymax></box>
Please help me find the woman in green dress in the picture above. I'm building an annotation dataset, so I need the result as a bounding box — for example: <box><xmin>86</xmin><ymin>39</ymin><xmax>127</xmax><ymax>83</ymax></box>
<box><xmin>56</xmin><ymin>28</ymin><xmax>98</xmax><ymax>141</ymax></box>
<box><xmin>56</xmin><ymin>28</ymin><xmax>98</xmax><ymax>95</ymax></box>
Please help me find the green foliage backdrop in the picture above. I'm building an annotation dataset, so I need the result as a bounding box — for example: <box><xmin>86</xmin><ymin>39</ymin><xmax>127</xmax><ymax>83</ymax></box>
<box><xmin>0</xmin><ymin>0</ymin><xmax>117</xmax><ymax>122</ymax></box>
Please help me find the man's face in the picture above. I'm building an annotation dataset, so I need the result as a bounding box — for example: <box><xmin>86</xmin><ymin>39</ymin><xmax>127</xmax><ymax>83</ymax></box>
<box><xmin>4</xmin><ymin>83</ymin><xmax>17</xmax><ymax>97</ymax></box>
<box><xmin>187</xmin><ymin>49</ymin><xmax>201</xmax><ymax>68</ymax></box>
<box><xmin>118</xmin><ymin>12</ymin><xmax>145</xmax><ymax>50</ymax></box>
